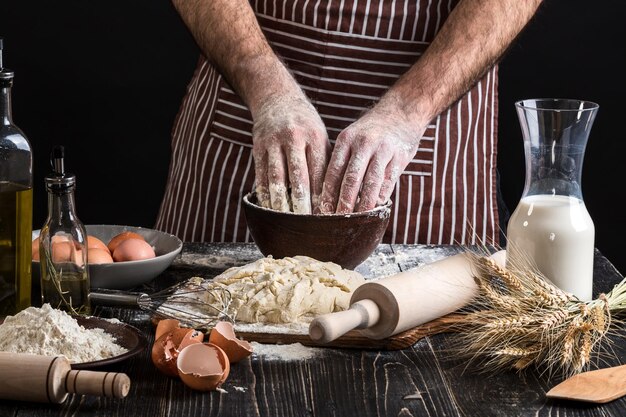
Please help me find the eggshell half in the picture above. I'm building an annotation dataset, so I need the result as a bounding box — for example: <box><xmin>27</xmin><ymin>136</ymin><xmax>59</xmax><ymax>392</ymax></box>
<box><xmin>151</xmin><ymin>328</ymin><xmax>204</xmax><ymax>378</ymax></box>
<box><xmin>209</xmin><ymin>321</ymin><xmax>253</xmax><ymax>363</ymax></box>
<box><xmin>155</xmin><ymin>319</ymin><xmax>181</xmax><ymax>341</ymax></box>
<box><xmin>177</xmin><ymin>343</ymin><xmax>230</xmax><ymax>391</ymax></box>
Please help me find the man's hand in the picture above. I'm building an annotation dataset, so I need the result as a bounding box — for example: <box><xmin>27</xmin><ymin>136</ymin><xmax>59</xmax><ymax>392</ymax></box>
<box><xmin>253</xmin><ymin>95</ymin><xmax>330</xmax><ymax>214</ymax></box>
<box><xmin>319</xmin><ymin>104</ymin><xmax>423</xmax><ymax>214</ymax></box>
<box><xmin>319</xmin><ymin>0</ymin><xmax>542</xmax><ymax>214</ymax></box>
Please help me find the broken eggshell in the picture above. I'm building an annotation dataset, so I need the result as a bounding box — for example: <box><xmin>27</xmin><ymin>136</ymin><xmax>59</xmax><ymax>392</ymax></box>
<box><xmin>151</xmin><ymin>327</ymin><xmax>204</xmax><ymax>377</ymax></box>
<box><xmin>155</xmin><ymin>318</ymin><xmax>182</xmax><ymax>341</ymax></box>
<box><xmin>209</xmin><ymin>321</ymin><xmax>253</xmax><ymax>364</ymax></box>
<box><xmin>177</xmin><ymin>343</ymin><xmax>230</xmax><ymax>391</ymax></box>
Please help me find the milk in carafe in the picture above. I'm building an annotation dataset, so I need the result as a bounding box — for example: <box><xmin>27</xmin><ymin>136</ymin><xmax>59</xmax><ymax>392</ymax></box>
<box><xmin>507</xmin><ymin>194</ymin><xmax>594</xmax><ymax>300</ymax></box>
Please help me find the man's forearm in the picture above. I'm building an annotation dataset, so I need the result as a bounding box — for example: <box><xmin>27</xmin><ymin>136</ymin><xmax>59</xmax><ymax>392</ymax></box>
<box><xmin>172</xmin><ymin>0</ymin><xmax>300</xmax><ymax>116</ymax></box>
<box><xmin>378</xmin><ymin>0</ymin><xmax>543</xmax><ymax>128</ymax></box>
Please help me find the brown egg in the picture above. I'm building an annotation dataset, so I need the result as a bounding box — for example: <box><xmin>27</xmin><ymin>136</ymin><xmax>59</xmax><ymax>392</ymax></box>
<box><xmin>88</xmin><ymin>248</ymin><xmax>114</xmax><ymax>264</ymax></box>
<box><xmin>51</xmin><ymin>241</ymin><xmax>75</xmax><ymax>263</ymax></box>
<box><xmin>51</xmin><ymin>241</ymin><xmax>84</xmax><ymax>267</ymax></box>
<box><xmin>151</xmin><ymin>328</ymin><xmax>204</xmax><ymax>378</ymax></box>
<box><xmin>32</xmin><ymin>236</ymin><xmax>40</xmax><ymax>261</ymax></box>
<box><xmin>177</xmin><ymin>343</ymin><xmax>230</xmax><ymax>391</ymax></box>
<box><xmin>112</xmin><ymin>238</ymin><xmax>156</xmax><ymax>262</ymax></box>
<box><xmin>87</xmin><ymin>235</ymin><xmax>109</xmax><ymax>253</ymax></box>
<box><xmin>107</xmin><ymin>231</ymin><xmax>145</xmax><ymax>253</ymax></box>
<box><xmin>209</xmin><ymin>321</ymin><xmax>253</xmax><ymax>364</ymax></box>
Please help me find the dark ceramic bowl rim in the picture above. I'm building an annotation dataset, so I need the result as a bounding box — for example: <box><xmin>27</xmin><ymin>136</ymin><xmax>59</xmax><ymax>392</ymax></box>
<box><xmin>243</xmin><ymin>192</ymin><xmax>392</xmax><ymax>218</ymax></box>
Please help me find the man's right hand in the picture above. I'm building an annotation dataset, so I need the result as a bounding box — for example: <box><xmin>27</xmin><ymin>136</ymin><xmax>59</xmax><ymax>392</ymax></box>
<box><xmin>252</xmin><ymin>94</ymin><xmax>331</xmax><ymax>214</ymax></box>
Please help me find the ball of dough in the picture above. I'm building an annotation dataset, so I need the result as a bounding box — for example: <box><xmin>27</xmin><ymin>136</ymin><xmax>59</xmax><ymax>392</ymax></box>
<box><xmin>205</xmin><ymin>256</ymin><xmax>365</xmax><ymax>324</ymax></box>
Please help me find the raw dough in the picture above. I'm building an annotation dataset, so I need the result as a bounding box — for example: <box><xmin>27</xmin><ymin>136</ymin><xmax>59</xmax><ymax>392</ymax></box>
<box><xmin>203</xmin><ymin>256</ymin><xmax>364</xmax><ymax>324</ymax></box>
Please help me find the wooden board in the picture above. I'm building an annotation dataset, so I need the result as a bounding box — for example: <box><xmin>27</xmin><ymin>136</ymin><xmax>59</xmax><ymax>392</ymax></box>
<box><xmin>151</xmin><ymin>313</ymin><xmax>465</xmax><ymax>351</ymax></box>
<box><xmin>151</xmin><ymin>244</ymin><xmax>471</xmax><ymax>351</ymax></box>
<box><xmin>236</xmin><ymin>314</ymin><xmax>465</xmax><ymax>350</ymax></box>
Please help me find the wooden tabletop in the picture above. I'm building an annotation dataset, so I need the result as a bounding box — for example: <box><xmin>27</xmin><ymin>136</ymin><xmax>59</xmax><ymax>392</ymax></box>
<box><xmin>2</xmin><ymin>243</ymin><xmax>625</xmax><ymax>417</ymax></box>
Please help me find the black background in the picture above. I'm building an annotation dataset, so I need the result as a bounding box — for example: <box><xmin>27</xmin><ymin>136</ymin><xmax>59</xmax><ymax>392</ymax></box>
<box><xmin>1</xmin><ymin>1</ymin><xmax>624</xmax><ymax>274</ymax></box>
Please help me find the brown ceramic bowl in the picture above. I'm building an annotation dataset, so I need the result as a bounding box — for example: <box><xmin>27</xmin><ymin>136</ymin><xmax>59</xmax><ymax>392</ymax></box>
<box><xmin>242</xmin><ymin>193</ymin><xmax>392</xmax><ymax>269</ymax></box>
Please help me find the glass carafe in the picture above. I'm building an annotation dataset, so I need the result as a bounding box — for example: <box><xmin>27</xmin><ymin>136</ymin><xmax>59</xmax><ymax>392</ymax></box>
<box><xmin>506</xmin><ymin>98</ymin><xmax>598</xmax><ymax>301</ymax></box>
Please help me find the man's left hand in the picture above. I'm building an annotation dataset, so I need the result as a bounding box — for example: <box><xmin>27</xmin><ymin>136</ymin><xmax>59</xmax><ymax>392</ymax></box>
<box><xmin>318</xmin><ymin>106</ymin><xmax>425</xmax><ymax>213</ymax></box>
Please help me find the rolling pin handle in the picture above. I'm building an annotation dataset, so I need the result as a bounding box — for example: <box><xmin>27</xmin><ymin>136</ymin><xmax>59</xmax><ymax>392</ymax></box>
<box><xmin>309</xmin><ymin>299</ymin><xmax>380</xmax><ymax>344</ymax></box>
<box><xmin>65</xmin><ymin>370</ymin><xmax>131</xmax><ymax>399</ymax></box>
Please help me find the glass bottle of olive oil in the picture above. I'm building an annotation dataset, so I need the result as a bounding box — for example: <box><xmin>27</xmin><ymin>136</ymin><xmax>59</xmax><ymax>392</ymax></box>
<box><xmin>39</xmin><ymin>146</ymin><xmax>90</xmax><ymax>315</ymax></box>
<box><xmin>0</xmin><ymin>38</ymin><xmax>34</xmax><ymax>317</ymax></box>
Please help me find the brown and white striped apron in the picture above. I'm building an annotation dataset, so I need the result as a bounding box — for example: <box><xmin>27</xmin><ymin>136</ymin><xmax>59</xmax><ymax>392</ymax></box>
<box><xmin>155</xmin><ymin>0</ymin><xmax>500</xmax><ymax>246</ymax></box>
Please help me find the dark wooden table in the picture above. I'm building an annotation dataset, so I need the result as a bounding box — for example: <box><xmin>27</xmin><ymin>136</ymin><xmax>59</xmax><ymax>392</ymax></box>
<box><xmin>2</xmin><ymin>243</ymin><xmax>625</xmax><ymax>417</ymax></box>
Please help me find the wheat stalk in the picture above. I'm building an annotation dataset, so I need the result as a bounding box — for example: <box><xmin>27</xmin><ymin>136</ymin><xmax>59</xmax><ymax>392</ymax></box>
<box><xmin>453</xmin><ymin>248</ymin><xmax>626</xmax><ymax>378</ymax></box>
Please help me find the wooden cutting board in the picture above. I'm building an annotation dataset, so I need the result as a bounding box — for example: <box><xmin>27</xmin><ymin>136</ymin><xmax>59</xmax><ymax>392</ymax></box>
<box><xmin>235</xmin><ymin>313</ymin><xmax>464</xmax><ymax>350</ymax></box>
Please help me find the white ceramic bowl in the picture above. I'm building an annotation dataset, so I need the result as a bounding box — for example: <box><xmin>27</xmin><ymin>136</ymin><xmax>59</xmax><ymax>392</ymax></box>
<box><xmin>32</xmin><ymin>225</ymin><xmax>182</xmax><ymax>289</ymax></box>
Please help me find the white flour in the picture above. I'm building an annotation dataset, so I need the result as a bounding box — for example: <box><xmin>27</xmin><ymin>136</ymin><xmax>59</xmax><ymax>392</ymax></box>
<box><xmin>0</xmin><ymin>304</ymin><xmax>127</xmax><ymax>363</ymax></box>
<box><xmin>250</xmin><ymin>342</ymin><xmax>320</xmax><ymax>361</ymax></box>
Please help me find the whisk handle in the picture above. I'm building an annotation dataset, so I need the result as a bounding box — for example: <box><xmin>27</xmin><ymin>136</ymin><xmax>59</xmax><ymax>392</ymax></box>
<box><xmin>90</xmin><ymin>291</ymin><xmax>148</xmax><ymax>307</ymax></box>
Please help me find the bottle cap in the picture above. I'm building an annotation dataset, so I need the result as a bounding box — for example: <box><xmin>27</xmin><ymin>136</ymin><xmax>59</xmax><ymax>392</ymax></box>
<box><xmin>0</xmin><ymin>37</ymin><xmax>14</xmax><ymax>82</ymax></box>
<box><xmin>45</xmin><ymin>145</ymin><xmax>76</xmax><ymax>190</ymax></box>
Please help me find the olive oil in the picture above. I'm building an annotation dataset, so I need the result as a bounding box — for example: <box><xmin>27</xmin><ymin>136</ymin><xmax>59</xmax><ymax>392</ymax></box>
<box><xmin>0</xmin><ymin>182</ymin><xmax>33</xmax><ymax>316</ymax></box>
<box><xmin>1</xmin><ymin>39</ymin><xmax>34</xmax><ymax>316</ymax></box>
<box><xmin>40</xmin><ymin>269</ymin><xmax>90</xmax><ymax>315</ymax></box>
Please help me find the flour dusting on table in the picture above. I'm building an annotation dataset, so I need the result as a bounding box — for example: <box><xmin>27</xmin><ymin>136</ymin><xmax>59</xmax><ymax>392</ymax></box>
<box><xmin>251</xmin><ymin>342</ymin><xmax>320</xmax><ymax>361</ymax></box>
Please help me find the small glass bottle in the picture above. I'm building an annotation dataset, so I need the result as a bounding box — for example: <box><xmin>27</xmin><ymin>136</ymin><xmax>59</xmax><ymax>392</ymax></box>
<box><xmin>39</xmin><ymin>146</ymin><xmax>90</xmax><ymax>315</ymax></box>
<box><xmin>0</xmin><ymin>38</ymin><xmax>33</xmax><ymax>316</ymax></box>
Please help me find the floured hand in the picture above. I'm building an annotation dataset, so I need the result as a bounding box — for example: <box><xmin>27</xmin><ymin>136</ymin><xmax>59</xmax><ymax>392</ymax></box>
<box><xmin>319</xmin><ymin>105</ymin><xmax>425</xmax><ymax>213</ymax></box>
<box><xmin>252</xmin><ymin>95</ymin><xmax>331</xmax><ymax>214</ymax></box>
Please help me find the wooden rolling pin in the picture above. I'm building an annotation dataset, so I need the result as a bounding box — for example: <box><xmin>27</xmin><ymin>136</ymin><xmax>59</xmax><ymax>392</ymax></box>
<box><xmin>309</xmin><ymin>250</ymin><xmax>506</xmax><ymax>342</ymax></box>
<box><xmin>0</xmin><ymin>353</ymin><xmax>131</xmax><ymax>403</ymax></box>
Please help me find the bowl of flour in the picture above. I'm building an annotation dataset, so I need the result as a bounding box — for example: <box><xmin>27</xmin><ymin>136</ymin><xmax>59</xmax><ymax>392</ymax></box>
<box><xmin>0</xmin><ymin>304</ymin><xmax>147</xmax><ymax>368</ymax></box>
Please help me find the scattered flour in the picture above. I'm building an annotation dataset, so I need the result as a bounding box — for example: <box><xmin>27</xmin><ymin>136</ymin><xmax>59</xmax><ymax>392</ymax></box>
<box><xmin>234</xmin><ymin>321</ymin><xmax>308</xmax><ymax>335</ymax></box>
<box><xmin>233</xmin><ymin>386</ymin><xmax>247</xmax><ymax>392</ymax></box>
<box><xmin>0</xmin><ymin>304</ymin><xmax>127</xmax><ymax>363</ymax></box>
<box><xmin>250</xmin><ymin>342</ymin><xmax>320</xmax><ymax>361</ymax></box>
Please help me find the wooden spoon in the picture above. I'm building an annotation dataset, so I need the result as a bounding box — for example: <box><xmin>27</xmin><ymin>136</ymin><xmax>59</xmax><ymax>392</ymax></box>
<box><xmin>546</xmin><ymin>364</ymin><xmax>626</xmax><ymax>403</ymax></box>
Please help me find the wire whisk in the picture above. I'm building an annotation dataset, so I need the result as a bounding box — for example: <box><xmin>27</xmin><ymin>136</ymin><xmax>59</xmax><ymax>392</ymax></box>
<box><xmin>91</xmin><ymin>279</ymin><xmax>233</xmax><ymax>330</ymax></box>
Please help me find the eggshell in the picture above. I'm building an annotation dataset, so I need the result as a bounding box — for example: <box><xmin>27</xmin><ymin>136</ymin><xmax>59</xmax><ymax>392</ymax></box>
<box><xmin>87</xmin><ymin>235</ymin><xmax>110</xmax><ymax>253</ymax></box>
<box><xmin>88</xmin><ymin>248</ymin><xmax>114</xmax><ymax>264</ymax></box>
<box><xmin>209</xmin><ymin>321</ymin><xmax>253</xmax><ymax>363</ymax></box>
<box><xmin>155</xmin><ymin>318</ymin><xmax>181</xmax><ymax>341</ymax></box>
<box><xmin>107</xmin><ymin>231</ymin><xmax>145</xmax><ymax>253</ymax></box>
<box><xmin>112</xmin><ymin>238</ymin><xmax>156</xmax><ymax>262</ymax></box>
<box><xmin>177</xmin><ymin>343</ymin><xmax>230</xmax><ymax>391</ymax></box>
<box><xmin>151</xmin><ymin>328</ymin><xmax>204</xmax><ymax>378</ymax></box>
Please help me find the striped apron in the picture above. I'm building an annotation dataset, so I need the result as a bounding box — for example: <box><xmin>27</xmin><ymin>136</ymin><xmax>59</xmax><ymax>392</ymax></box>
<box><xmin>155</xmin><ymin>0</ymin><xmax>500</xmax><ymax>246</ymax></box>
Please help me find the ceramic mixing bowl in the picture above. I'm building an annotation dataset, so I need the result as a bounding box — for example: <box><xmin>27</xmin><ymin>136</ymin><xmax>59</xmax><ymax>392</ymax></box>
<box><xmin>242</xmin><ymin>193</ymin><xmax>391</xmax><ymax>269</ymax></box>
